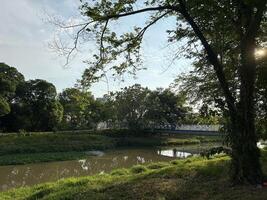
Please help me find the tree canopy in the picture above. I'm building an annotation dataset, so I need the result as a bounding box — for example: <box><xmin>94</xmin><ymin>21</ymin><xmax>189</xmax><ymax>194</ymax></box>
<box><xmin>59</xmin><ymin>88</ymin><xmax>95</xmax><ymax>130</ymax></box>
<box><xmin>107</xmin><ymin>84</ymin><xmax>187</xmax><ymax>130</ymax></box>
<box><xmin>0</xmin><ymin>63</ymin><xmax>24</xmax><ymax>117</ymax></box>
<box><xmin>3</xmin><ymin>79</ymin><xmax>63</xmax><ymax>131</ymax></box>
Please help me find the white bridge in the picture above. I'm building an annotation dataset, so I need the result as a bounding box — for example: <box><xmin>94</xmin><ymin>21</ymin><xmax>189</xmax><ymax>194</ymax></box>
<box><xmin>97</xmin><ymin>122</ymin><xmax>221</xmax><ymax>135</ymax></box>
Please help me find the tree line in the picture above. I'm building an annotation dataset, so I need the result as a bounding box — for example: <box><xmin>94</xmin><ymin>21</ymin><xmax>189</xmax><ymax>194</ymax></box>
<box><xmin>1</xmin><ymin>63</ymin><xmax>214</xmax><ymax>132</ymax></box>
<box><xmin>1</xmin><ymin>62</ymin><xmax>264</xmax><ymax>135</ymax></box>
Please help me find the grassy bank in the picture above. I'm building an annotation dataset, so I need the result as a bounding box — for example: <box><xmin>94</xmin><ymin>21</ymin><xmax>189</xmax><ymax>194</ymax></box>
<box><xmin>0</xmin><ymin>152</ymin><xmax>88</xmax><ymax>166</ymax></box>
<box><xmin>1</xmin><ymin>150</ymin><xmax>267</xmax><ymax>200</ymax></box>
<box><xmin>0</xmin><ymin>130</ymin><xmax>221</xmax><ymax>165</ymax></box>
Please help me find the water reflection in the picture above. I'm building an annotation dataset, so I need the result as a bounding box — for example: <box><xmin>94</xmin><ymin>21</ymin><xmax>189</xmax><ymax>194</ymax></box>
<box><xmin>0</xmin><ymin>143</ymin><xmax>219</xmax><ymax>191</ymax></box>
<box><xmin>157</xmin><ymin>149</ymin><xmax>192</xmax><ymax>158</ymax></box>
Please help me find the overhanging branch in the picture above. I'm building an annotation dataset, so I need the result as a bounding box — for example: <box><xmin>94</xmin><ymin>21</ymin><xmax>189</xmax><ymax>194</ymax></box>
<box><xmin>90</xmin><ymin>5</ymin><xmax>175</xmax><ymax>21</ymax></box>
<box><xmin>176</xmin><ymin>0</ymin><xmax>237</xmax><ymax>114</ymax></box>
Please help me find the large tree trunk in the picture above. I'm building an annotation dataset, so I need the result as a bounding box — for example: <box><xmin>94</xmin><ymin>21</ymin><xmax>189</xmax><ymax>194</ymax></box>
<box><xmin>230</xmin><ymin>113</ymin><xmax>262</xmax><ymax>184</ymax></box>
<box><xmin>230</xmin><ymin>35</ymin><xmax>263</xmax><ymax>185</ymax></box>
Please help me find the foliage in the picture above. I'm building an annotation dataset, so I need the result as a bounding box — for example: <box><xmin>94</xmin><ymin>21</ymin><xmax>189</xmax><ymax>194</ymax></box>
<box><xmin>0</xmin><ymin>63</ymin><xmax>24</xmax><ymax>97</ymax></box>
<box><xmin>146</xmin><ymin>88</ymin><xmax>188</xmax><ymax>127</ymax></box>
<box><xmin>59</xmin><ymin>88</ymin><xmax>94</xmax><ymax>130</ymax></box>
<box><xmin>0</xmin><ymin>63</ymin><xmax>24</xmax><ymax>117</ymax></box>
<box><xmin>2</xmin><ymin>79</ymin><xmax>63</xmax><ymax>131</ymax></box>
<box><xmin>0</xmin><ymin>96</ymin><xmax>10</xmax><ymax>117</ymax></box>
<box><xmin>59</xmin><ymin>88</ymin><xmax>112</xmax><ymax>130</ymax></box>
<box><xmin>111</xmin><ymin>84</ymin><xmax>151</xmax><ymax>130</ymax></box>
<box><xmin>108</xmin><ymin>84</ymin><xmax>188</xmax><ymax>130</ymax></box>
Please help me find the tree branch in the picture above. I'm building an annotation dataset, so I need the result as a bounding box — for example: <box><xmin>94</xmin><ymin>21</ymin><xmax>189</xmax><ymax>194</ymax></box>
<box><xmin>64</xmin><ymin>22</ymin><xmax>92</xmax><ymax>66</ymax></box>
<box><xmin>91</xmin><ymin>5</ymin><xmax>174</xmax><ymax>21</ymax></box>
<box><xmin>176</xmin><ymin>0</ymin><xmax>237</xmax><ymax>114</ymax></box>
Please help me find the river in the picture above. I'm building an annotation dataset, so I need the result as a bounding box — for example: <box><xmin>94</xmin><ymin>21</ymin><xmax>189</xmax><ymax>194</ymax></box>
<box><xmin>0</xmin><ymin>142</ymin><xmax>219</xmax><ymax>192</ymax></box>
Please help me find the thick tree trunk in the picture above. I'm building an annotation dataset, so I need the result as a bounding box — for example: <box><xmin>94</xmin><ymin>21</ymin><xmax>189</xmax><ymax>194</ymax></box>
<box><xmin>230</xmin><ymin>36</ymin><xmax>263</xmax><ymax>185</ymax></box>
<box><xmin>230</xmin><ymin>113</ymin><xmax>262</xmax><ymax>184</ymax></box>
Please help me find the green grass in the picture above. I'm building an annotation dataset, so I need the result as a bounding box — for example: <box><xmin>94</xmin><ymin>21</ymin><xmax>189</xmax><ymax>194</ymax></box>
<box><xmin>0</xmin><ymin>152</ymin><xmax>87</xmax><ymax>165</ymax></box>
<box><xmin>1</xmin><ymin>152</ymin><xmax>267</xmax><ymax>200</ymax></box>
<box><xmin>0</xmin><ymin>132</ymin><xmax>116</xmax><ymax>165</ymax></box>
<box><xmin>0</xmin><ymin>133</ymin><xmax>116</xmax><ymax>155</ymax></box>
<box><xmin>116</xmin><ymin>134</ymin><xmax>221</xmax><ymax>147</ymax></box>
<box><xmin>0</xmin><ymin>131</ymin><xmax>221</xmax><ymax>165</ymax></box>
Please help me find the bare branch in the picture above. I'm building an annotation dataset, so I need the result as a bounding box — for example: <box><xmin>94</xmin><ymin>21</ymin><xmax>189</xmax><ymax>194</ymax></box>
<box><xmin>64</xmin><ymin>22</ymin><xmax>93</xmax><ymax>66</ymax></box>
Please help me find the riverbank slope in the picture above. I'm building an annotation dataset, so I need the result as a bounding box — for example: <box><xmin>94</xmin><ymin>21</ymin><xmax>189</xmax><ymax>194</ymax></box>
<box><xmin>1</xmin><ymin>150</ymin><xmax>267</xmax><ymax>200</ymax></box>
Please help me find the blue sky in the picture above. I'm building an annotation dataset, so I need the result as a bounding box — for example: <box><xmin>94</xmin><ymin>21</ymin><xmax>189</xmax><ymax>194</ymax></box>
<box><xmin>0</xmin><ymin>0</ymin><xmax>192</xmax><ymax>97</ymax></box>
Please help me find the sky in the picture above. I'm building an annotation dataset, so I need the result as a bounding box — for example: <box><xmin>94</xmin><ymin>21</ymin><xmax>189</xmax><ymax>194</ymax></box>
<box><xmin>0</xmin><ymin>0</ymin><xmax>192</xmax><ymax>97</ymax></box>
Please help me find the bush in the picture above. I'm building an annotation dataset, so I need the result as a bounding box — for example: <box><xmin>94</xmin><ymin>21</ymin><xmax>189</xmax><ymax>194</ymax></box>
<box><xmin>130</xmin><ymin>165</ymin><xmax>147</xmax><ymax>174</ymax></box>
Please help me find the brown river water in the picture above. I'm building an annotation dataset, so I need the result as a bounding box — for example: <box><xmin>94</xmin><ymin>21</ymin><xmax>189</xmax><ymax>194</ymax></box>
<box><xmin>0</xmin><ymin>143</ymin><xmax>219</xmax><ymax>192</ymax></box>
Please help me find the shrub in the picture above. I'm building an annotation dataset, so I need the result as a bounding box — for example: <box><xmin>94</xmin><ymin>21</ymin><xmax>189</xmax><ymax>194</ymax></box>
<box><xmin>130</xmin><ymin>165</ymin><xmax>147</xmax><ymax>174</ymax></box>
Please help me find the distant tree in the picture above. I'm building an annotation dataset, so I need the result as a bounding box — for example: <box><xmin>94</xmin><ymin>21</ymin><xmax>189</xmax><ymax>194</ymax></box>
<box><xmin>112</xmin><ymin>84</ymin><xmax>150</xmax><ymax>130</ymax></box>
<box><xmin>92</xmin><ymin>95</ymin><xmax>118</xmax><ymax>128</ymax></box>
<box><xmin>146</xmin><ymin>88</ymin><xmax>187</xmax><ymax>128</ymax></box>
<box><xmin>3</xmin><ymin>79</ymin><xmax>63</xmax><ymax>131</ymax></box>
<box><xmin>0</xmin><ymin>63</ymin><xmax>24</xmax><ymax>117</ymax></box>
<box><xmin>110</xmin><ymin>85</ymin><xmax>187</xmax><ymax>130</ymax></box>
<box><xmin>59</xmin><ymin>88</ymin><xmax>95</xmax><ymax>130</ymax></box>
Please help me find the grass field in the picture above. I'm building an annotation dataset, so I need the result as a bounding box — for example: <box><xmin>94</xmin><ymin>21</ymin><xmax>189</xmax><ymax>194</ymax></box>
<box><xmin>1</xmin><ymin>150</ymin><xmax>267</xmax><ymax>200</ymax></box>
<box><xmin>0</xmin><ymin>130</ymin><xmax>222</xmax><ymax>165</ymax></box>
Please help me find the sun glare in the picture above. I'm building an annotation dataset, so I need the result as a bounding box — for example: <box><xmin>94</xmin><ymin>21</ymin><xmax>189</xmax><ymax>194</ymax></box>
<box><xmin>255</xmin><ymin>48</ymin><xmax>266</xmax><ymax>58</ymax></box>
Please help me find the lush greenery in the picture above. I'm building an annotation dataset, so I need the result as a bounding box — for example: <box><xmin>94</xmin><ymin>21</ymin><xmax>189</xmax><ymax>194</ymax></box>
<box><xmin>0</xmin><ymin>64</ymin><xmax>191</xmax><ymax>132</ymax></box>
<box><xmin>55</xmin><ymin>0</ymin><xmax>267</xmax><ymax>184</ymax></box>
<box><xmin>0</xmin><ymin>63</ymin><xmax>107</xmax><ymax>132</ymax></box>
<box><xmin>107</xmin><ymin>84</ymin><xmax>189</xmax><ymax>130</ymax></box>
<box><xmin>0</xmin><ymin>131</ymin><xmax>221</xmax><ymax>165</ymax></box>
<box><xmin>0</xmin><ymin>63</ymin><xmax>24</xmax><ymax>117</ymax></box>
<box><xmin>1</xmin><ymin>150</ymin><xmax>267</xmax><ymax>200</ymax></box>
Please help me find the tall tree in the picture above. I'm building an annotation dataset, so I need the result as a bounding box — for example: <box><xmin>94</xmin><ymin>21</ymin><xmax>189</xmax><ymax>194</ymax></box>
<box><xmin>146</xmin><ymin>88</ymin><xmax>187</xmax><ymax>127</ymax></box>
<box><xmin>3</xmin><ymin>79</ymin><xmax>63</xmax><ymax>131</ymax></box>
<box><xmin>112</xmin><ymin>84</ymin><xmax>150</xmax><ymax>130</ymax></box>
<box><xmin>0</xmin><ymin>63</ymin><xmax>24</xmax><ymax>117</ymax></box>
<box><xmin>55</xmin><ymin>0</ymin><xmax>267</xmax><ymax>184</ymax></box>
<box><xmin>59</xmin><ymin>88</ymin><xmax>95</xmax><ymax>130</ymax></box>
